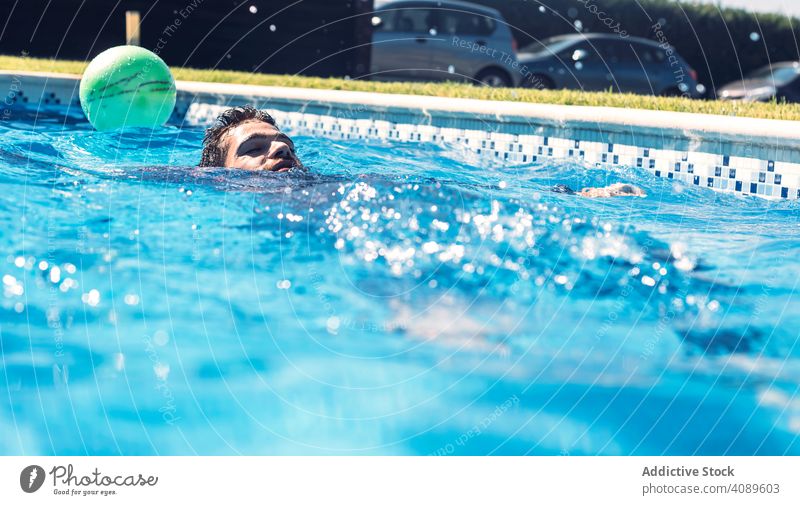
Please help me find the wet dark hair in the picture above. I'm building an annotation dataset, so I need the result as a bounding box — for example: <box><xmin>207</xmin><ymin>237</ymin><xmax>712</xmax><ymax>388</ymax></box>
<box><xmin>550</xmin><ymin>183</ymin><xmax>575</xmax><ymax>195</ymax></box>
<box><xmin>199</xmin><ymin>105</ymin><xmax>277</xmax><ymax>167</ymax></box>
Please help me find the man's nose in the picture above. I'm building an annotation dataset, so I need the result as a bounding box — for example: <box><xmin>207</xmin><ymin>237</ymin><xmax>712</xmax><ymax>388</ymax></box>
<box><xmin>269</xmin><ymin>141</ymin><xmax>291</xmax><ymax>159</ymax></box>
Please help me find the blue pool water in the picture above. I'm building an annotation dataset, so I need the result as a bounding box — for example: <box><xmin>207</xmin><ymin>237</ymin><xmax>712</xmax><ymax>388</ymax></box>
<box><xmin>1</xmin><ymin>105</ymin><xmax>799</xmax><ymax>455</ymax></box>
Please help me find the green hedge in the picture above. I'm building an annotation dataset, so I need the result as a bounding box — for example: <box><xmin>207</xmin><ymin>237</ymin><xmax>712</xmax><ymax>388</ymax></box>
<box><xmin>472</xmin><ymin>0</ymin><xmax>800</xmax><ymax>94</ymax></box>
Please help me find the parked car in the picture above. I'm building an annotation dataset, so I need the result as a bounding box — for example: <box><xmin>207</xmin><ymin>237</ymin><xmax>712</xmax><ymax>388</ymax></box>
<box><xmin>718</xmin><ymin>62</ymin><xmax>800</xmax><ymax>102</ymax></box>
<box><xmin>517</xmin><ymin>33</ymin><xmax>704</xmax><ymax>97</ymax></box>
<box><xmin>370</xmin><ymin>0</ymin><xmax>521</xmax><ymax>87</ymax></box>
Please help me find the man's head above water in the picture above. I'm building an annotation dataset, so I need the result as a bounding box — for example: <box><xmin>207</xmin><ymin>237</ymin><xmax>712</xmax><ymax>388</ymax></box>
<box><xmin>198</xmin><ymin>105</ymin><xmax>645</xmax><ymax>198</ymax></box>
<box><xmin>199</xmin><ymin>105</ymin><xmax>302</xmax><ymax>171</ymax></box>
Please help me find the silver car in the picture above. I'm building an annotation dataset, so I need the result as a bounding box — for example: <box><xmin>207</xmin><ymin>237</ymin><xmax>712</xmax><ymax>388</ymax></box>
<box><xmin>370</xmin><ymin>0</ymin><xmax>521</xmax><ymax>87</ymax></box>
<box><xmin>718</xmin><ymin>62</ymin><xmax>800</xmax><ymax>102</ymax></box>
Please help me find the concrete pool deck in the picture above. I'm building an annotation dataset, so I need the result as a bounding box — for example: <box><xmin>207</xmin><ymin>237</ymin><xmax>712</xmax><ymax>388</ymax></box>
<box><xmin>4</xmin><ymin>70</ymin><xmax>800</xmax><ymax>199</ymax></box>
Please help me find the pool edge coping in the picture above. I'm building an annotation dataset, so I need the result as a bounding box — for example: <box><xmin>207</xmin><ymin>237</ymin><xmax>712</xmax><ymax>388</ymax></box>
<box><xmin>5</xmin><ymin>70</ymin><xmax>800</xmax><ymax>145</ymax></box>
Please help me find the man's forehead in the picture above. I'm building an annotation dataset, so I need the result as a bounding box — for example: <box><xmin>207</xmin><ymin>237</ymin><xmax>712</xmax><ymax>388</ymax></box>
<box><xmin>226</xmin><ymin>119</ymin><xmax>280</xmax><ymax>141</ymax></box>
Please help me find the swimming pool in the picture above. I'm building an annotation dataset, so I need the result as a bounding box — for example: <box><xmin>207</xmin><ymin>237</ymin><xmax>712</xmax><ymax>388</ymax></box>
<box><xmin>1</xmin><ymin>105</ymin><xmax>799</xmax><ymax>455</ymax></box>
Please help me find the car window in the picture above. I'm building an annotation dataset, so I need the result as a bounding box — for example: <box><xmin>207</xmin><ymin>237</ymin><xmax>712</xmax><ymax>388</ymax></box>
<box><xmin>372</xmin><ymin>10</ymin><xmax>397</xmax><ymax>32</ymax></box>
<box><xmin>523</xmin><ymin>37</ymin><xmax>575</xmax><ymax>56</ymax></box>
<box><xmin>745</xmin><ymin>65</ymin><xmax>800</xmax><ymax>85</ymax></box>
<box><xmin>770</xmin><ymin>66</ymin><xmax>800</xmax><ymax>85</ymax></box>
<box><xmin>637</xmin><ymin>47</ymin><xmax>657</xmax><ymax>64</ymax></box>
<box><xmin>747</xmin><ymin>65</ymin><xmax>775</xmax><ymax>79</ymax></box>
<box><xmin>591</xmin><ymin>40</ymin><xmax>620</xmax><ymax>63</ymax></box>
<box><xmin>628</xmin><ymin>44</ymin><xmax>668</xmax><ymax>66</ymax></box>
<box><xmin>439</xmin><ymin>11</ymin><xmax>495</xmax><ymax>36</ymax></box>
<box><xmin>392</xmin><ymin>8</ymin><xmax>436</xmax><ymax>33</ymax></box>
<box><xmin>558</xmin><ymin>42</ymin><xmax>593</xmax><ymax>62</ymax></box>
<box><xmin>604</xmin><ymin>40</ymin><xmax>646</xmax><ymax>64</ymax></box>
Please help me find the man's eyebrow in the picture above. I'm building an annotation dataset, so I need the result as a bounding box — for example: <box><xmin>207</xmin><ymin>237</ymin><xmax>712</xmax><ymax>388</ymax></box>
<box><xmin>237</xmin><ymin>132</ymin><xmax>294</xmax><ymax>151</ymax></box>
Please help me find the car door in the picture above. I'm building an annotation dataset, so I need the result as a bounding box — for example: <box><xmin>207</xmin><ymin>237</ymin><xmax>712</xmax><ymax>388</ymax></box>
<box><xmin>370</xmin><ymin>6</ymin><xmax>437</xmax><ymax>81</ymax></box>
<box><xmin>555</xmin><ymin>41</ymin><xmax>610</xmax><ymax>91</ymax></box>
<box><xmin>428</xmin><ymin>9</ymin><xmax>499</xmax><ymax>82</ymax></box>
<box><xmin>587</xmin><ymin>40</ymin><xmax>668</xmax><ymax>94</ymax></box>
<box><xmin>624</xmin><ymin>43</ymin><xmax>669</xmax><ymax>94</ymax></box>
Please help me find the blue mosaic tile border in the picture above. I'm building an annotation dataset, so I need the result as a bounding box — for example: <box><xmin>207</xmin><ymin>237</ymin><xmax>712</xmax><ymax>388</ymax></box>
<box><xmin>186</xmin><ymin>102</ymin><xmax>800</xmax><ymax>200</ymax></box>
<box><xmin>4</xmin><ymin>71</ymin><xmax>797</xmax><ymax>201</ymax></box>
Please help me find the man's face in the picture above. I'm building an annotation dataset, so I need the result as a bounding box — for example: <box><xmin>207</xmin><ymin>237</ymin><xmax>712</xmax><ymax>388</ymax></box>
<box><xmin>221</xmin><ymin>119</ymin><xmax>302</xmax><ymax>171</ymax></box>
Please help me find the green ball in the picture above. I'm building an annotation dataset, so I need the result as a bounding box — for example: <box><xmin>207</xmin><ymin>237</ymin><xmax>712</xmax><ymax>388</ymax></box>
<box><xmin>79</xmin><ymin>46</ymin><xmax>176</xmax><ymax>131</ymax></box>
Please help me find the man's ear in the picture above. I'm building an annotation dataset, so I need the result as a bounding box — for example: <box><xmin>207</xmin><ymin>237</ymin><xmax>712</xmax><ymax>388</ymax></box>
<box><xmin>200</xmin><ymin>146</ymin><xmax>222</xmax><ymax>167</ymax></box>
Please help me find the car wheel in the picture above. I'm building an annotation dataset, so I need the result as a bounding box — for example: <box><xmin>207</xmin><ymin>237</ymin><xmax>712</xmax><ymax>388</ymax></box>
<box><xmin>475</xmin><ymin>68</ymin><xmax>512</xmax><ymax>88</ymax></box>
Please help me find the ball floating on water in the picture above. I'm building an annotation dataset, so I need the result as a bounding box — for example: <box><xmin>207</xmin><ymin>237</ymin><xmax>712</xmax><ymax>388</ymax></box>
<box><xmin>79</xmin><ymin>46</ymin><xmax>176</xmax><ymax>131</ymax></box>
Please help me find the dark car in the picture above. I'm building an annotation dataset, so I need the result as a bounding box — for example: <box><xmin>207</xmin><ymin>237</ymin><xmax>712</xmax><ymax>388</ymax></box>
<box><xmin>718</xmin><ymin>62</ymin><xmax>800</xmax><ymax>102</ymax></box>
<box><xmin>517</xmin><ymin>33</ymin><xmax>704</xmax><ymax>97</ymax></box>
<box><xmin>370</xmin><ymin>0</ymin><xmax>521</xmax><ymax>87</ymax></box>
